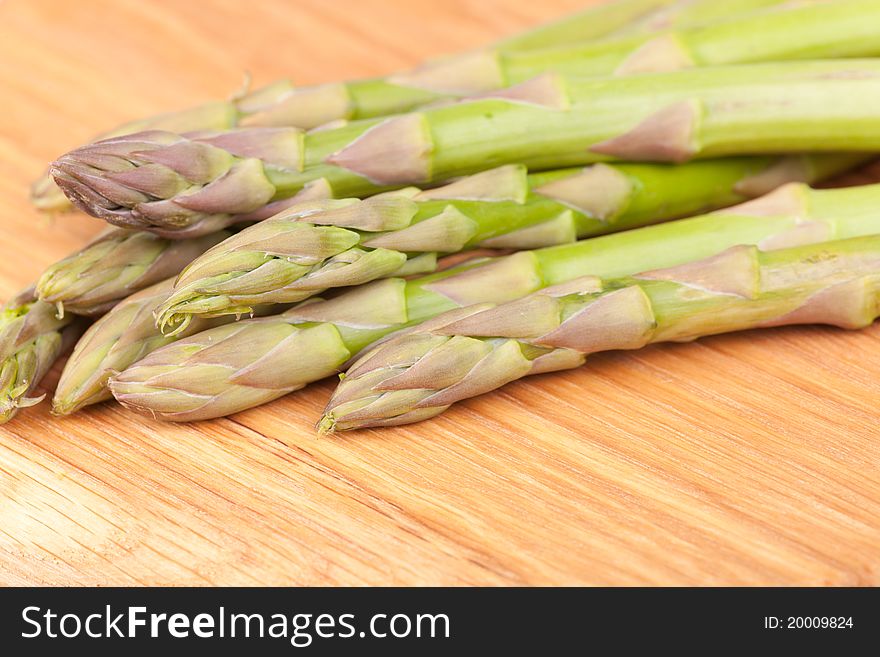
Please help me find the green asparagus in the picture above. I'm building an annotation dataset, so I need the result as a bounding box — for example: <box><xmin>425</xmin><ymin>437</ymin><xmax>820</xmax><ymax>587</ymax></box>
<box><xmin>504</xmin><ymin>0</ymin><xmax>880</xmax><ymax>82</ymax></box>
<box><xmin>52</xmin><ymin>279</ymin><xmax>230</xmax><ymax>415</ymax></box>
<box><xmin>36</xmin><ymin>228</ymin><xmax>229</xmax><ymax>316</ymax></box>
<box><xmin>606</xmin><ymin>0</ymin><xmax>807</xmax><ymax>38</ymax></box>
<box><xmin>53</xmin><ymin>59</ymin><xmax>880</xmax><ymax>236</ymax></box>
<box><xmin>321</xmin><ymin>236</ymin><xmax>880</xmax><ymax>431</ymax></box>
<box><xmin>153</xmin><ymin>155</ymin><xmax>865</xmax><ymax>333</ymax></box>
<box><xmin>0</xmin><ymin>288</ymin><xmax>83</xmax><ymax>423</ymax></box>
<box><xmin>31</xmin><ymin>102</ymin><xmax>244</xmax><ymax>214</ymax></box>
<box><xmin>483</xmin><ymin>0</ymin><xmax>750</xmax><ymax>51</ymax></box>
<box><xmin>109</xmin><ymin>182</ymin><xmax>880</xmax><ymax>421</ymax></box>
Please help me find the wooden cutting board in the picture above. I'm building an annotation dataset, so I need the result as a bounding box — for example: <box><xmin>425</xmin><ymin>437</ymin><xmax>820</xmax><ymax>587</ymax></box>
<box><xmin>1</xmin><ymin>0</ymin><xmax>878</xmax><ymax>586</ymax></box>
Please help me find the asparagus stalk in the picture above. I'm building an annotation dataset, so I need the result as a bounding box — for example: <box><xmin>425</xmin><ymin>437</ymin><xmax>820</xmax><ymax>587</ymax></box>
<box><xmin>0</xmin><ymin>289</ymin><xmax>83</xmax><ymax>423</ymax></box>
<box><xmin>52</xmin><ymin>59</ymin><xmax>880</xmax><ymax>236</ymax></box>
<box><xmin>474</xmin><ymin>0</ymin><xmax>687</xmax><ymax>51</ymax></box>
<box><xmin>230</xmin><ymin>0</ymin><xmax>873</xmax><ymax>129</ymax></box>
<box><xmin>36</xmin><ymin>228</ymin><xmax>229</xmax><ymax>317</ymax></box>
<box><xmin>63</xmin><ymin>148</ymin><xmax>848</xmax><ymax>410</ymax></box>
<box><xmin>51</xmin><ymin>279</ymin><xmax>231</xmax><ymax>415</ymax></box>
<box><xmin>109</xmin><ymin>181</ymin><xmax>880</xmax><ymax>421</ymax></box>
<box><xmin>503</xmin><ymin>0</ymin><xmax>880</xmax><ymax>84</ymax></box>
<box><xmin>320</xmin><ymin>235</ymin><xmax>880</xmax><ymax>431</ymax></box>
<box><xmin>152</xmin><ymin>155</ymin><xmax>866</xmax><ymax>333</ymax></box>
<box><xmin>607</xmin><ymin>0</ymin><xmax>810</xmax><ymax>38</ymax></box>
<box><xmin>30</xmin><ymin>0</ymin><xmax>693</xmax><ymax>214</ymax></box>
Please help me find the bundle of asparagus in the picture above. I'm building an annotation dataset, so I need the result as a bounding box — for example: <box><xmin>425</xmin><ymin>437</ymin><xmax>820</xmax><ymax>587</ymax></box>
<box><xmin>109</xmin><ymin>183</ymin><xmax>880</xmax><ymax>421</ymax></box>
<box><xmin>150</xmin><ymin>156</ymin><xmax>862</xmax><ymax>333</ymax></box>
<box><xmin>4</xmin><ymin>0</ymin><xmax>880</xmax><ymax>430</ymax></box>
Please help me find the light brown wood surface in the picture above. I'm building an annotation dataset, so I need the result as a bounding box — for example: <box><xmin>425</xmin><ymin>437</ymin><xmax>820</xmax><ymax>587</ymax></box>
<box><xmin>1</xmin><ymin>0</ymin><xmax>879</xmax><ymax>586</ymax></box>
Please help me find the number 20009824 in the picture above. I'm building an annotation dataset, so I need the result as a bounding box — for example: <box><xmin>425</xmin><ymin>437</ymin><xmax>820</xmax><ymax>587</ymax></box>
<box><xmin>764</xmin><ymin>617</ymin><xmax>853</xmax><ymax>629</ymax></box>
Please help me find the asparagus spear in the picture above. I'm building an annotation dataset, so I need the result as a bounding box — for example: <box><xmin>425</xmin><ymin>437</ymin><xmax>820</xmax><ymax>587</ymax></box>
<box><xmin>51</xmin><ymin>279</ymin><xmax>230</xmax><ymax>415</ymax></box>
<box><xmin>31</xmin><ymin>0</ymin><xmax>693</xmax><ymax>214</ymax></box>
<box><xmin>470</xmin><ymin>0</ymin><xmax>685</xmax><ymax>51</ymax></box>
<box><xmin>153</xmin><ymin>155</ymin><xmax>866</xmax><ymax>333</ymax></box>
<box><xmin>0</xmin><ymin>289</ymin><xmax>83</xmax><ymax>423</ymax></box>
<box><xmin>484</xmin><ymin>0</ymin><xmax>750</xmax><ymax>51</ymax></box>
<box><xmin>607</xmin><ymin>0</ymin><xmax>808</xmax><ymax>38</ymax></box>
<box><xmin>320</xmin><ymin>235</ymin><xmax>880</xmax><ymax>431</ymax></box>
<box><xmin>52</xmin><ymin>277</ymin><xmax>287</xmax><ymax>414</ymax></box>
<box><xmin>31</xmin><ymin>103</ymin><xmax>242</xmax><ymax>214</ymax></box>
<box><xmin>504</xmin><ymin>0</ymin><xmax>880</xmax><ymax>84</ymax></box>
<box><xmin>229</xmin><ymin>0</ymin><xmax>878</xmax><ymax>130</ymax></box>
<box><xmin>36</xmin><ymin>228</ymin><xmax>229</xmax><ymax>317</ymax></box>
<box><xmin>52</xmin><ymin>59</ymin><xmax>880</xmax><ymax>236</ymax></box>
<box><xmin>109</xmin><ymin>181</ymin><xmax>880</xmax><ymax>421</ymax></box>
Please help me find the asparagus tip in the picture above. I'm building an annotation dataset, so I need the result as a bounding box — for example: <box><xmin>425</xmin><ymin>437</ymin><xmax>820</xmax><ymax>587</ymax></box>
<box><xmin>155</xmin><ymin>309</ymin><xmax>192</xmax><ymax>337</ymax></box>
<box><xmin>315</xmin><ymin>414</ymin><xmax>337</xmax><ymax>436</ymax></box>
<box><xmin>1</xmin><ymin>390</ymin><xmax>46</xmax><ymax>424</ymax></box>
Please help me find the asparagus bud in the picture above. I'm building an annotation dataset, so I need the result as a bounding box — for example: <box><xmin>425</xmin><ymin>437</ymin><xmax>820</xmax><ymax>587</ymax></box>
<box><xmin>32</xmin><ymin>102</ymin><xmax>239</xmax><ymax>213</ymax></box>
<box><xmin>0</xmin><ymin>288</ymin><xmax>83</xmax><ymax>423</ymax></box>
<box><xmin>36</xmin><ymin>228</ymin><xmax>229</xmax><ymax>317</ymax></box>
<box><xmin>52</xmin><ymin>279</ymin><xmax>231</xmax><ymax>415</ymax></box>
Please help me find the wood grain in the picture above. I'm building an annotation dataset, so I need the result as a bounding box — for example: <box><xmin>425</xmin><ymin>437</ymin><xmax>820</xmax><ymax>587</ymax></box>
<box><xmin>1</xmin><ymin>0</ymin><xmax>879</xmax><ymax>586</ymax></box>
